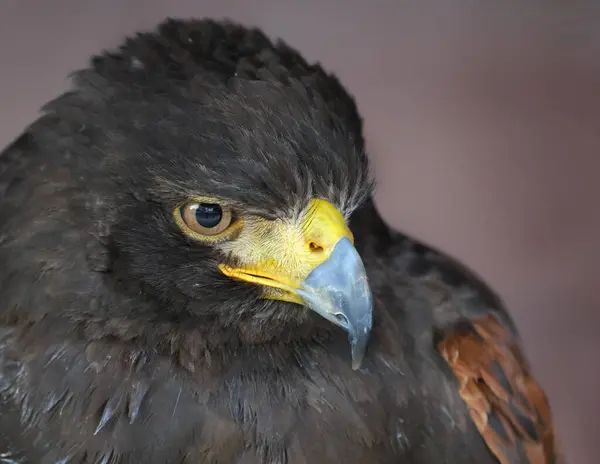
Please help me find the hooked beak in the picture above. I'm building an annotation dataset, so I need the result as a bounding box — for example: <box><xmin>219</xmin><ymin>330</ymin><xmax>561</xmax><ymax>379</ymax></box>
<box><xmin>218</xmin><ymin>199</ymin><xmax>373</xmax><ymax>369</ymax></box>
<box><xmin>296</xmin><ymin>237</ymin><xmax>373</xmax><ymax>369</ymax></box>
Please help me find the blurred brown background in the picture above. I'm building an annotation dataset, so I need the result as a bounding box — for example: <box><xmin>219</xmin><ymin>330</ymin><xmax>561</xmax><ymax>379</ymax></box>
<box><xmin>1</xmin><ymin>1</ymin><xmax>599</xmax><ymax>462</ymax></box>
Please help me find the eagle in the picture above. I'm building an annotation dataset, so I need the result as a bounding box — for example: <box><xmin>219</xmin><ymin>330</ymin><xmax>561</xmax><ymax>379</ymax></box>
<box><xmin>0</xmin><ymin>18</ymin><xmax>562</xmax><ymax>464</ymax></box>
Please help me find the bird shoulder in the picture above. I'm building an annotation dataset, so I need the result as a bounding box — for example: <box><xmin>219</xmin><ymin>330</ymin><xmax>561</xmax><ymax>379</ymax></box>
<box><xmin>437</xmin><ymin>314</ymin><xmax>564</xmax><ymax>464</ymax></box>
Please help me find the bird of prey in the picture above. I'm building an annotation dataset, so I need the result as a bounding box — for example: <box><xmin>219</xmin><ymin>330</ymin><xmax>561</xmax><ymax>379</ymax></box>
<box><xmin>0</xmin><ymin>18</ymin><xmax>562</xmax><ymax>464</ymax></box>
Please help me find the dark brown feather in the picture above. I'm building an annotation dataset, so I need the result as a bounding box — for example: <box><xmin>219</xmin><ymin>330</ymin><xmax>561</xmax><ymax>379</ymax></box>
<box><xmin>438</xmin><ymin>314</ymin><xmax>563</xmax><ymax>464</ymax></box>
<box><xmin>0</xmin><ymin>17</ymin><xmax>561</xmax><ymax>463</ymax></box>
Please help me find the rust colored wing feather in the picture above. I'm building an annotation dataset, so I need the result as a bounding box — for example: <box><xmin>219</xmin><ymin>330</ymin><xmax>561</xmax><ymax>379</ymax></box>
<box><xmin>438</xmin><ymin>314</ymin><xmax>563</xmax><ymax>464</ymax></box>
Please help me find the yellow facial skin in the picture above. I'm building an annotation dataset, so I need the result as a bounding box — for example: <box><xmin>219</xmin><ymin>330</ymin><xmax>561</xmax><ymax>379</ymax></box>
<box><xmin>174</xmin><ymin>196</ymin><xmax>373</xmax><ymax>369</ymax></box>
<box><xmin>173</xmin><ymin>198</ymin><xmax>354</xmax><ymax>304</ymax></box>
<box><xmin>219</xmin><ymin>199</ymin><xmax>354</xmax><ymax>303</ymax></box>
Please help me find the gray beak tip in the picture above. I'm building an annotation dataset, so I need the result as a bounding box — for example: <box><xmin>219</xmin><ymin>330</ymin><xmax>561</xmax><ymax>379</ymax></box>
<box><xmin>350</xmin><ymin>316</ymin><xmax>372</xmax><ymax>371</ymax></box>
<box><xmin>298</xmin><ymin>237</ymin><xmax>374</xmax><ymax>369</ymax></box>
<box><xmin>351</xmin><ymin>355</ymin><xmax>364</xmax><ymax>371</ymax></box>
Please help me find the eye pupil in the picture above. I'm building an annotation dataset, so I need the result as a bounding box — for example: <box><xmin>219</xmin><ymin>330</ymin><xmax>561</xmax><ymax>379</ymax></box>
<box><xmin>195</xmin><ymin>203</ymin><xmax>223</xmax><ymax>228</ymax></box>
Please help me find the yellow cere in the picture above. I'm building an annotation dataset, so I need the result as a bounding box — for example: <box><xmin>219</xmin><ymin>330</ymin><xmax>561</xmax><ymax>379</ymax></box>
<box><xmin>218</xmin><ymin>199</ymin><xmax>354</xmax><ymax>304</ymax></box>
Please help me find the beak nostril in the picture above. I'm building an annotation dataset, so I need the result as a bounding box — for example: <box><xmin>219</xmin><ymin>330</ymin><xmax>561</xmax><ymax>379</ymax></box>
<box><xmin>308</xmin><ymin>242</ymin><xmax>324</xmax><ymax>253</ymax></box>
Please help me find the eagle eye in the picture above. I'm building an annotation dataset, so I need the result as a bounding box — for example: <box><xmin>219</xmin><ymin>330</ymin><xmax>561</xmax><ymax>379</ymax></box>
<box><xmin>174</xmin><ymin>198</ymin><xmax>237</xmax><ymax>240</ymax></box>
